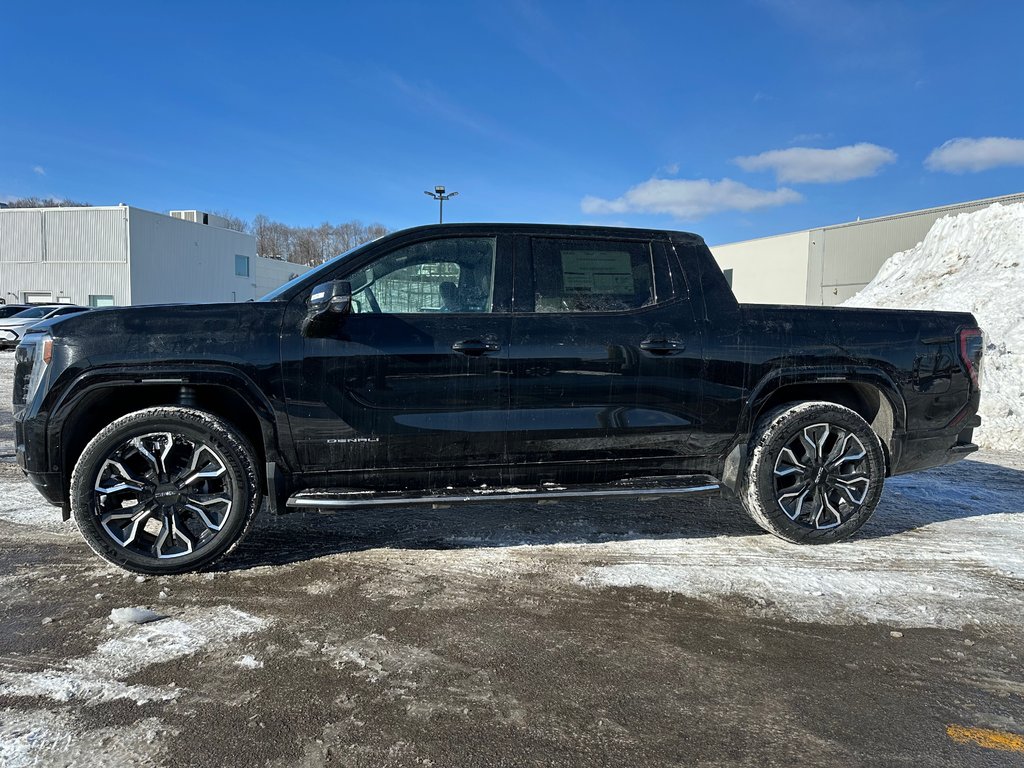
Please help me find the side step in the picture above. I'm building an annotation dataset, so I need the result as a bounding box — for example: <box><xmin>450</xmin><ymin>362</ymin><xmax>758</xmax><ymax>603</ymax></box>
<box><xmin>286</xmin><ymin>475</ymin><xmax>721</xmax><ymax>510</ymax></box>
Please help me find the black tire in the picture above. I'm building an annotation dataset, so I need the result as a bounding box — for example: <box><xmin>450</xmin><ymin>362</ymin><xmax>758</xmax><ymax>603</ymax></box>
<box><xmin>70</xmin><ymin>407</ymin><xmax>261</xmax><ymax>574</ymax></box>
<box><xmin>740</xmin><ymin>401</ymin><xmax>885</xmax><ymax>544</ymax></box>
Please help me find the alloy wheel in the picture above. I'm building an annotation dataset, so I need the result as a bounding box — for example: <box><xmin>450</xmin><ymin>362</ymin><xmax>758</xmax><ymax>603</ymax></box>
<box><xmin>772</xmin><ymin>422</ymin><xmax>871</xmax><ymax>530</ymax></box>
<box><xmin>93</xmin><ymin>431</ymin><xmax>234</xmax><ymax>559</ymax></box>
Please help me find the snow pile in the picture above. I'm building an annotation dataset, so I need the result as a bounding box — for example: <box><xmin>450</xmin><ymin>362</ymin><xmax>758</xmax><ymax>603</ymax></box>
<box><xmin>844</xmin><ymin>202</ymin><xmax>1024</xmax><ymax>451</ymax></box>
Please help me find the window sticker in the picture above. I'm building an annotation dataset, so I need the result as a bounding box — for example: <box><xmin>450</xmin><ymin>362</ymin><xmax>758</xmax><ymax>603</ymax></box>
<box><xmin>560</xmin><ymin>250</ymin><xmax>635</xmax><ymax>294</ymax></box>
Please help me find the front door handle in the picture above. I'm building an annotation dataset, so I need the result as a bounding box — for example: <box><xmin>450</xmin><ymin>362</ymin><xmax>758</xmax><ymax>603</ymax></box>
<box><xmin>639</xmin><ymin>338</ymin><xmax>686</xmax><ymax>355</ymax></box>
<box><xmin>452</xmin><ymin>338</ymin><xmax>501</xmax><ymax>355</ymax></box>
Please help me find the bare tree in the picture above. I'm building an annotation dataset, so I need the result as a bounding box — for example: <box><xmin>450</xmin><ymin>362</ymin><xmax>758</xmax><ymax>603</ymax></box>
<box><xmin>211</xmin><ymin>210</ymin><xmax>250</xmax><ymax>233</ymax></box>
<box><xmin>4</xmin><ymin>197</ymin><xmax>90</xmax><ymax>208</ymax></box>
<box><xmin>246</xmin><ymin>213</ymin><xmax>389</xmax><ymax>265</ymax></box>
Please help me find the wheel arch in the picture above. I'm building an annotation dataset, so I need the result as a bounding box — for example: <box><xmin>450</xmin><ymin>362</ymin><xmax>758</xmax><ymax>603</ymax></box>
<box><xmin>722</xmin><ymin>368</ymin><xmax>906</xmax><ymax>494</ymax></box>
<box><xmin>52</xmin><ymin>369</ymin><xmax>282</xmax><ymax>515</ymax></box>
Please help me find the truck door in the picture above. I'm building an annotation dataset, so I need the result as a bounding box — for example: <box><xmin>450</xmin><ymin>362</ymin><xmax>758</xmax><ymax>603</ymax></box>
<box><xmin>505</xmin><ymin>235</ymin><xmax>704</xmax><ymax>481</ymax></box>
<box><xmin>281</xmin><ymin>234</ymin><xmax>512</xmax><ymax>478</ymax></box>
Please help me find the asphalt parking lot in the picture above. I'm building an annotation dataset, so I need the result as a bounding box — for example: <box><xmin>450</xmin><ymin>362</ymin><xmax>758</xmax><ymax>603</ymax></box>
<box><xmin>1</xmin><ymin>350</ymin><xmax>1023</xmax><ymax>767</ymax></box>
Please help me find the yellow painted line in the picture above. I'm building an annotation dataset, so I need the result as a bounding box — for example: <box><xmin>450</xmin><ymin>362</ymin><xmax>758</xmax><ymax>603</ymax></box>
<box><xmin>947</xmin><ymin>724</ymin><xmax>1024</xmax><ymax>753</ymax></box>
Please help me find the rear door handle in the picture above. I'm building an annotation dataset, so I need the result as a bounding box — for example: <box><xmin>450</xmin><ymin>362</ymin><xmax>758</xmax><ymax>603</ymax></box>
<box><xmin>452</xmin><ymin>338</ymin><xmax>501</xmax><ymax>355</ymax></box>
<box><xmin>639</xmin><ymin>338</ymin><xmax>686</xmax><ymax>355</ymax></box>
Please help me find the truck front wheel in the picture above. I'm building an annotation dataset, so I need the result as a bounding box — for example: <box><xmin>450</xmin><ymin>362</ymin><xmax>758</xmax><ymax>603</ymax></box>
<box><xmin>740</xmin><ymin>401</ymin><xmax>885</xmax><ymax>544</ymax></box>
<box><xmin>69</xmin><ymin>407</ymin><xmax>261</xmax><ymax>574</ymax></box>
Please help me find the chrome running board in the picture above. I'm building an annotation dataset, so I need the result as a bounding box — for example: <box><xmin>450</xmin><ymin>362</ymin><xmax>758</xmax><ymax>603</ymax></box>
<box><xmin>286</xmin><ymin>475</ymin><xmax>721</xmax><ymax>510</ymax></box>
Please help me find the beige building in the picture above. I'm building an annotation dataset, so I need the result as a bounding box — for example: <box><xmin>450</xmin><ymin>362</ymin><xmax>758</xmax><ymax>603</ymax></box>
<box><xmin>711</xmin><ymin>192</ymin><xmax>1024</xmax><ymax>306</ymax></box>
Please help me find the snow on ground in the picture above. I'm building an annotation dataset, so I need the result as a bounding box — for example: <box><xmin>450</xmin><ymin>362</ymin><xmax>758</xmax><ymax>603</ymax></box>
<box><xmin>844</xmin><ymin>202</ymin><xmax>1024</xmax><ymax>451</ymax></box>
<box><xmin>0</xmin><ymin>606</ymin><xmax>268</xmax><ymax>706</ymax></box>
<box><xmin>245</xmin><ymin>451</ymin><xmax>1024</xmax><ymax>631</ymax></box>
<box><xmin>0</xmin><ymin>710</ymin><xmax>171</xmax><ymax>768</ymax></box>
<box><xmin>579</xmin><ymin>452</ymin><xmax>1024</xmax><ymax>629</ymax></box>
<box><xmin>0</xmin><ymin>468</ymin><xmax>69</xmax><ymax>533</ymax></box>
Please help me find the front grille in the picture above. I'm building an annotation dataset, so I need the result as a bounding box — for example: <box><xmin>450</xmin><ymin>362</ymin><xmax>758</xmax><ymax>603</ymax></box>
<box><xmin>12</xmin><ymin>342</ymin><xmax>35</xmax><ymax>407</ymax></box>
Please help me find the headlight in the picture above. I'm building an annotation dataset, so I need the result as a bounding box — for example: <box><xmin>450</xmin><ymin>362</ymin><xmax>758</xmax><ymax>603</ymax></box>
<box><xmin>24</xmin><ymin>334</ymin><xmax>53</xmax><ymax>404</ymax></box>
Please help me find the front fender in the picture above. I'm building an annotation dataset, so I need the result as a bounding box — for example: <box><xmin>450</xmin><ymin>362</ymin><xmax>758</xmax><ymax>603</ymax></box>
<box><xmin>45</xmin><ymin>364</ymin><xmax>286</xmax><ymax>474</ymax></box>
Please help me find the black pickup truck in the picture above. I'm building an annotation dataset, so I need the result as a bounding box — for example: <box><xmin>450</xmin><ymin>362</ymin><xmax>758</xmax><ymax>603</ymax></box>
<box><xmin>12</xmin><ymin>223</ymin><xmax>983</xmax><ymax>574</ymax></box>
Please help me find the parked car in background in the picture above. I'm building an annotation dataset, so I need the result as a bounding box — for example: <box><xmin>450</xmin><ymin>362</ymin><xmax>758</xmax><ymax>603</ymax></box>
<box><xmin>0</xmin><ymin>305</ymin><xmax>90</xmax><ymax>349</ymax></box>
<box><xmin>0</xmin><ymin>304</ymin><xmax>32</xmax><ymax>319</ymax></box>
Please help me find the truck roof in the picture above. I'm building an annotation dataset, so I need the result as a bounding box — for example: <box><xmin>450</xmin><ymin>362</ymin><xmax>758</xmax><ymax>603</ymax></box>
<box><xmin>388</xmin><ymin>222</ymin><xmax>706</xmax><ymax>244</ymax></box>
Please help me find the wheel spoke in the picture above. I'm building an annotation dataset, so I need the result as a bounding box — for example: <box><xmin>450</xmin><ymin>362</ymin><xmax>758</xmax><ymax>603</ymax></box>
<box><xmin>154</xmin><ymin>515</ymin><xmax>170</xmax><ymax>556</ymax></box>
<box><xmin>804</xmin><ymin>487</ymin><xmax>826</xmax><ymax>527</ymax></box>
<box><xmin>100</xmin><ymin>503</ymin><xmax>156</xmax><ymax>546</ymax></box>
<box><xmin>184</xmin><ymin>493</ymin><xmax>232</xmax><ymax>531</ymax></box>
<box><xmin>798</xmin><ymin>421</ymin><xmax>831</xmax><ymax>462</ymax></box>
<box><xmin>158</xmin><ymin>433</ymin><xmax>175</xmax><ymax>476</ymax></box>
<box><xmin>168</xmin><ymin>512</ymin><xmax>195</xmax><ymax>555</ymax></box>
<box><xmin>94</xmin><ymin>459</ymin><xmax>147</xmax><ymax>494</ymax></box>
<box><xmin>778</xmin><ymin>481</ymin><xmax>813</xmax><ymax>520</ymax></box>
<box><xmin>799</xmin><ymin>427</ymin><xmax>820</xmax><ymax>460</ymax></box>
<box><xmin>833</xmin><ymin>473</ymin><xmax>870</xmax><ymax>505</ymax></box>
<box><xmin>814</xmin><ymin>493</ymin><xmax>844</xmax><ymax>529</ymax></box>
<box><xmin>132</xmin><ymin>438</ymin><xmax>163</xmax><ymax>476</ymax></box>
<box><xmin>774</xmin><ymin>446</ymin><xmax>807</xmax><ymax>477</ymax></box>
<box><xmin>827</xmin><ymin>432</ymin><xmax>866</xmax><ymax>467</ymax></box>
<box><xmin>178</xmin><ymin>444</ymin><xmax>226</xmax><ymax>486</ymax></box>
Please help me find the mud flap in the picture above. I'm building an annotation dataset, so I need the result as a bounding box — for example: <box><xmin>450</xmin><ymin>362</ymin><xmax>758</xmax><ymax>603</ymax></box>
<box><xmin>720</xmin><ymin>442</ymin><xmax>747</xmax><ymax>498</ymax></box>
<box><xmin>264</xmin><ymin>461</ymin><xmax>292</xmax><ymax>515</ymax></box>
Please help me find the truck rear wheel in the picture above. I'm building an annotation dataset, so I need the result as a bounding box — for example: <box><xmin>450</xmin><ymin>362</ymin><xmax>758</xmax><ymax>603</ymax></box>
<box><xmin>740</xmin><ymin>401</ymin><xmax>885</xmax><ymax>544</ymax></box>
<box><xmin>69</xmin><ymin>407</ymin><xmax>261</xmax><ymax>574</ymax></box>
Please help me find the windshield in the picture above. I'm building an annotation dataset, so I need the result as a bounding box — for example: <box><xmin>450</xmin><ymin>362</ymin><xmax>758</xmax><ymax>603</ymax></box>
<box><xmin>10</xmin><ymin>306</ymin><xmax>50</xmax><ymax>319</ymax></box>
<box><xmin>258</xmin><ymin>239</ymin><xmax>382</xmax><ymax>302</ymax></box>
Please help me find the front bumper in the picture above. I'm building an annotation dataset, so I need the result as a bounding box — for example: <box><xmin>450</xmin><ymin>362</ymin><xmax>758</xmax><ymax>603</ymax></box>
<box><xmin>15</xmin><ymin>422</ymin><xmax>64</xmax><ymax>507</ymax></box>
<box><xmin>22</xmin><ymin>468</ymin><xmax>65</xmax><ymax>507</ymax></box>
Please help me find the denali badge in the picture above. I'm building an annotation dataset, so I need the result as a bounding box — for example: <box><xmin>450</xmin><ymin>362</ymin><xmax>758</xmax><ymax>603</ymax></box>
<box><xmin>326</xmin><ymin>437</ymin><xmax>380</xmax><ymax>444</ymax></box>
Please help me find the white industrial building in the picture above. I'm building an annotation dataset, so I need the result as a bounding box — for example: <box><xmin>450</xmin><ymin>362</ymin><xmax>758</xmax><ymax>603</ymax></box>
<box><xmin>711</xmin><ymin>192</ymin><xmax>1024</xmax><ymax>306</ymax></box>
<box><xmin>0</xmin><ymin>205</ymin><xmax>307</xmax><ymax>307</ymax></box>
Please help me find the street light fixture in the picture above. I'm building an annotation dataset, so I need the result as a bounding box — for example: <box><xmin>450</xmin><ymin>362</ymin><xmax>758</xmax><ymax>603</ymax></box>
<box><xmin>424</xmin><ymin>185</ymin><xmax>458</xmax><ymax>223</ymax></box>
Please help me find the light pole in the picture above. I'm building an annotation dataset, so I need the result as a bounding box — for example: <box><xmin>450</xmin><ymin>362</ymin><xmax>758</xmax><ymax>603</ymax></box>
<box><xmin>424</xmin><ymin>185</ymin><xmax>458</xmax><ymax>223</ymax></box>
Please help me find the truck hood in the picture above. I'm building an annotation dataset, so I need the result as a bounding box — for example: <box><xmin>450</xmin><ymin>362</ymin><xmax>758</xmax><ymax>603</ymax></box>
<box><xmin>38</xmin><ymin>302</ymin><xmax>289</xmax><ymax>369</ymax></box>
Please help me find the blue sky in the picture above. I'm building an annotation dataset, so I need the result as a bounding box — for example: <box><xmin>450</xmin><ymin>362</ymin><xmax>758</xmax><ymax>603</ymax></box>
<box><xmin>3</xmin><ymin>0</ymin><xmax>1024</xmax><ymax>245</ymax></box>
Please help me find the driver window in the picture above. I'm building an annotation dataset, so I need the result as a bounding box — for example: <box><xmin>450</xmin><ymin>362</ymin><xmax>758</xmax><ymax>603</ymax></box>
<box><xmin>344</xmin><ymin>237</ymin><xmax>496</xmax><ymax>314</ymax></box>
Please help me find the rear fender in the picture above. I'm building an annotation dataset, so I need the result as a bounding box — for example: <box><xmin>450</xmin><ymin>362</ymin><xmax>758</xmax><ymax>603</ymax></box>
<box><xmin>720</xmin><ymin>366</ymin><xmax>906</xmax><ymax>494</ymax></box>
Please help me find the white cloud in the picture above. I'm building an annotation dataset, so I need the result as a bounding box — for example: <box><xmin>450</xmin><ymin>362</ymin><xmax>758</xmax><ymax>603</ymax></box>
<box><xmin>734</xmin><ymin>143</ymin><xmax>897</xmax><ymax>183</ymax></box>
<box><xmin>581</xmin><ymin>178</ymin><xmax>802</xmax><ymax>220</ymax></box>
<box><xmin>925</xmin><ymin>137</ymin><xmax>1024</xmax><ymax>173</ymax></box>
<box><xmin>32</xmin><ymin>165</ymin><xmax>46</xmax><ymax>176</ymax></box>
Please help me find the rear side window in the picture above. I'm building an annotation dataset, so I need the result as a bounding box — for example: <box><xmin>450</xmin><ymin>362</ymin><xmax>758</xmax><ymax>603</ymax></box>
<box><xmin>530</xmin><ymin>238</ymin><xmax>654</xmax><ymax>313</ymax></box>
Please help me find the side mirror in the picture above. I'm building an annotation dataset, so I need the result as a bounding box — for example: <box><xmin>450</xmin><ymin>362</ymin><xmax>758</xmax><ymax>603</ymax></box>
<box><xmin>302</xmin><ymin>280</ymin><xmax>351</xmax><ymax>336</ymax></box>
